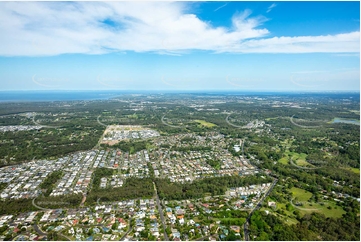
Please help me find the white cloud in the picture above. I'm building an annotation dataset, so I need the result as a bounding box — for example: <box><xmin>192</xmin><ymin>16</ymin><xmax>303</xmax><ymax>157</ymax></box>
<box><xmin>228</xmin><ymin>32</ymin><xmax>360</xmax><ymax>53</ymax></box>
<box><xmin>0</xmin><ymin>1</ymin><xmax>359</xmax><ymax>56</ymax></box>
<box><xmin>267</xmin><ymin>3</ymin><xmax>277</xmax><ymax>13</ymax></box>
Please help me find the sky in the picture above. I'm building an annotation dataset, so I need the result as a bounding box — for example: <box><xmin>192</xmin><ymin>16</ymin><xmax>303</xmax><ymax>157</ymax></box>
<box><xmin>0</xmin><ymin>1</ymin><xmax>359</xmax><ymax>91</ymax></box>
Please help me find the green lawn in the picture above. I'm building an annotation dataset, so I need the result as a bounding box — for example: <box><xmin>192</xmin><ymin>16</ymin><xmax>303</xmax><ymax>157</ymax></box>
<box><xmin>290</xmin><ymin>187</ymin><xmax>312</xmax><ymax>201</ymax></box>
<box><xmin>295</xmin><ymin>201</ymin><xmax>346</xmax><ymax>218</ymax></box>
<box><xmin>290</xmin><ymin>187</ymin><xmax>345</xmax><ymax>218</ymax></box>
<box><xmin>276</xmin><ymin>213</ymin><xmax>298</xmax><ymax>225</ymax></box>
<box><xmin>193</xmin><ymin>217</ymin><xmax>201</xmax><ymax>223</ymax></box>
<box><xmin>278</xmin><ymin>151</ymin><xmax>313</xmax><ymax>167</ymax></box>
<box><xmin>316</xmin><ymin>201</ymin><xmax>346</xmax><ymax>218</ymax></box>
<box><xmin>265</xmin><ymin>117</ymin><xmax>279</xmax><ymax>121</ymax></box>
<box><xmin>289</xmin><ymin>152</ymin><xmax>308</xmax><ymax>165</ymax></box>
<box><xmin>219</xmin><ymin>217</ymin><xmax>246</xmax><ymax>225</ymax></box>
<box><xmin>283</xmin><ymin>217</ymin><xmax>298</xmax><ymax>225</ymax></box>
<box><xmin>344</xmin><ymin>167</ymin><xmax>360</xmax><ymax>174</ymax></box>
<box><xmin>194</xmin><ymin>120</ymin><xmax>217</xmax><ymax>128</ymax></box>
<box><xmin>278</xmin><ymin>156</ymin><xmax>289</xmax><ymax>165</ymax></box>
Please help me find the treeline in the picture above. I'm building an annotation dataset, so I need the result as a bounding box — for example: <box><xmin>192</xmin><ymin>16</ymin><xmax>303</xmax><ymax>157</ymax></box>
<box><xmin>39</xmin><ymin>171</ymin><xmax>63</xmax><ymax>196</ymax></box>
<box><xmin>205</xmin><ymin>159</ymin><xmax>221</xmax><ymax>169</ymax></box>
<box><xmin>86</xmin><ymin>177</ymin><xmax>154</xmax><ymax>205</ymax></box>
<box><xmin>213</xmin><ymin>209</ymin><xmax>248</xmax><ymax>226</ymax></box>
<box><xmin>0</xmin><ymin>198</ymin><xmax>36</xmax><ymax>216</ymax></box>
<box><xmin>155</xmin><ymin>175</ymin><xmax>273</xmax><ymax>200</ymax></box>
<box><xmin>0</xmin><ymin>183</ymin><xmax>7</xmax><ymax>193</ymax></box>
<box><xmin>101</xmin><ymin>140</ymin><xmax>149</xmax><ymax>154</ymax></box>
<box><xmin>0</xmin><ymin>193</ymin><xmax>83</xmax><ymax>216</ymax></box>
<box><xmin>171</xmin><ymin>146</ymin><xmax>212</xmax><ymax>152</ymax></box>
<box><xmin>36</xmin><ymin>193</ymin><xmax>83</xmax><ymax>209</ymax></box>
<box><xmin>180</xmin><ymin>137</ymin><xmax>196</xmax><ymax>142</ymax></box>
<box><xmin>0</xmin><ymin>115</ymin><xmax>34</xmax><ymax>126</ymax></box>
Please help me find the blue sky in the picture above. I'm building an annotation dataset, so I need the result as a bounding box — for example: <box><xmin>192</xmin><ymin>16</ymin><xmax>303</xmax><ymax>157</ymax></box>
<box><xmin>0</xmin><ymin>1</ymin><xmax>359</xmax><ymax>91</ymax></box>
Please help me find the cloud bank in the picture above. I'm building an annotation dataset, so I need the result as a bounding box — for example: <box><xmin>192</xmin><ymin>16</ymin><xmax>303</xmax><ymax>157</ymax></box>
<box><xmin>0</xmin><ymin>1</ymin><xmax>359</xmax><ymax>56</ymax></box>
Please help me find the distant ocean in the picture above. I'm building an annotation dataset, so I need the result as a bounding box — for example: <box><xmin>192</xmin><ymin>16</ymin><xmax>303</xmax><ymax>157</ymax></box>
<box><xmin>0</xmin><ymin>91</ymin><xmax>131</xmax><ymax>102</ymax></box>
<box><xmin>0</xmin><ymin>90</ymin><xmax>359</xmax><ymax>102</ymax></box>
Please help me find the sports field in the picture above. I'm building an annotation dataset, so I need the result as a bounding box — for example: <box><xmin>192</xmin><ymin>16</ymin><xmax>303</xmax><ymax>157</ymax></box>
<box><xmin>194</xmin><ymin>120</ymin><xmax>217</xmax><ymax>127</ymax></box>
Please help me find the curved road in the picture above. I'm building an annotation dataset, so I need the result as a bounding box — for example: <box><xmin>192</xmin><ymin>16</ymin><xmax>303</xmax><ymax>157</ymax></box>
<box><xmin>225</xmin><ymin>114</ymin><xmax>244</xmax><ymax>128</ymax></box>
<box><xmin>32</xmin><ymin>116</ymin><xmax>60</xmax><ymax>129</ymax></box>
<box><xmin>161</xmin><ymin>115</ymin><xmax>183</xmax><ymax>128</ymax></box>
<box><xmin>96</xmin><ymin>115</ymin><xmax>107</xmax><ymax>127</ymax></box>
<box><xmin>289</xmin><ymin>199</ymin><xmax>320</xmax><ymax>211</ymax></box>
<box><xmin>290</xmin><ymin>115</ymin><xmax>322</xmax><ymax>129</ymax></box>
<box><xmin>32</xmin><ymin>197</ymin><xmax>51</xmax><ymax>211</ymax></box>
<box><xmin>289</xmin><ymin>158</ymin><xmax>321</xmax><ymax>170</ymax></box>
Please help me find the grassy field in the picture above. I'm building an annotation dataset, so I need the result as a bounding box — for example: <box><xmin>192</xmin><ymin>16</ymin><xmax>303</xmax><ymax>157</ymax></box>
<box><xmin>278</xmin><ymin>151</ymin><xmax>313</xmax><ymax>167</ymax></box>
<box><xmin>295</xmin><ymin>157</ymin><xmax>309</xmax><ymax>166</ymax></box>
<box><xmin>279</xmin><ymin>156</ymin><xmax>289</xmax><ymax>165</ymax></box>
<box><xmin>290</xmin><ymin>187</ymin><xmax>345</xmax><ymax>218</ymax></box>
<box><xmin>300</xmin><ymin>201</ymin><xmax>345</xmax><ymax>218</ymax></box>
<box><xmin>289</xmin><ymin>152</ymin><xmax>310</xmax><ymax>166</ymax></box>
<box><xmin>278</xmin><ymin>140</ymin><xmax>292</xmax><ymax>164</ymax></box>
<box><xmin>219</xmin><ymin>217</ymin><xmax>246</xmax><ymax>225</ymax></box>
<box><xmin>265</xmin><ymin>117</ymin><xmax>279</xmax><ymax>121</ymax></box>
<box><xmin>343</xmin><ymin>167</ymin><xmax>360</xmax><ymax>174</ymax></box>
<box><xmin>194</xmin><ymin>120</ymin><xmax>217</xmax><ymax>128</ymax></box>
<box><xmin>275</xmin><ymin>212</ymin><xmax>298</xmax><ymax>225</ymax></box>
<box><xmin>281</xmin><ymin>216</ymin><xmax>298</xmax><ymax>225</ymax></box>
<box><xmin>290</xmin><ymin>187</ymin><xmax>312</xmax><ymax>201</ymax></box>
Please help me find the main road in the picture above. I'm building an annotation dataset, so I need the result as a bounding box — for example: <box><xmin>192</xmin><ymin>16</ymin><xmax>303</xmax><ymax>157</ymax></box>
<box><xmin>243</xmin><ymin>178</ymin><xmax>278</xmax><ymax>241</ymax></box>
<box><xmin>120</xmin><ymin>218</ymin><xmax>133</xmax><ymax>241</ymax></box>
<box><xmin>153</xmin><ymin>182</ymin><xmax>169</xmax><ymax>241</ymax></box>
<box><xmin>33</xmin><ymin>222</ymin><xmax>47</xmax><ymax>236</ymax></box>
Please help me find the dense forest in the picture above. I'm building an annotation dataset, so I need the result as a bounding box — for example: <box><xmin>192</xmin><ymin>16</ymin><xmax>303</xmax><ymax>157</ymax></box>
<box><xmin>155</xmin><ymin>175</ymin><xmax>273</xmax><ymax>200</ymax></box>
<box><xmin>86</xmin><ymin>177</ymin><xmax>154</xmax><ymax>205</ymax></box>
<box><xmin>0</xmin><ymin>193</ymin><xmax>82</xmax><ymax>215</ymax></box>
<box><xmin>100</xmin><ymin>140</ymin><xmax>151</xmax><ymax>154</ymax></box>
<box><xmin>39</xmin><ymin>170</ymin><xmax>63</xmax><ymax>196</ymax></box>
